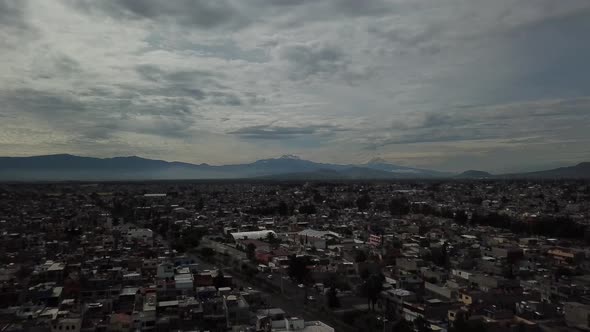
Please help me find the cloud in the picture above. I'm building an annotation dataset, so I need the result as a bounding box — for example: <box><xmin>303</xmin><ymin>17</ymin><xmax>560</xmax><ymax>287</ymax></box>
<box><xmin>1</xmin><ymin>0</ymin><xmax>590</xmax><ymax>170</ymax></box>
<box><xmin>0</xmin><ymin>0</ymin><xmax>28</xmax><ymax>28</ymax></box>
<box><xmin>0</xmin><ymin>0</ymin><xmax>38</xmax><ymax>47</ymax></box>
<box><xmin>367</xmin><ymin>97</ymin><xmax>590</xmax><ymax>149</ymax></box>
<box><xmin>228</xmin><ymin>124</ymin><xmax>348</xmax><ymax>140</ymax></box>
<box><xmin>278</xmin><ymin>43</ymin><xmax>349</xmax><ymax>80</ymax></box>
<box><xmin>73</xmin><ymin>0</ymin><xmax>247</xmax><ymax>29</ymax></box>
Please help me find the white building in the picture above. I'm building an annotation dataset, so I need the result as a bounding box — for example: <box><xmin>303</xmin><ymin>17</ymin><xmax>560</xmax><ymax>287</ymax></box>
<box><xmin>174</xmin><ymin>273</ymin><xmax>194</xmax><ymax>293</ymax></box>
<box><xmin>230</xmin><ymin>230</ymin><xmax>276</xmax><ymax>241</ymax></box>
<box><xmin>126</xmin><ymin>228</ymin><xmax>153</xmax><ymax>245</ymax></box>
<box><xmin>156</xmin><ymin>263</ymin><xmax>174</xmax><ymax>279</ymax></box>
<box><xmin>297</xmin><ymin>229</ymin><xmax>340</xmax><ymax>249</ymax></box>
<box><xmin>136</xmin><ymin>292</ymin><xmax>156</xmax><ymax>331</ymax></box>
<box><xmin>272</xmin><ymin>317</ymin><xmax>335</xmax><ymax>332</ymax></box>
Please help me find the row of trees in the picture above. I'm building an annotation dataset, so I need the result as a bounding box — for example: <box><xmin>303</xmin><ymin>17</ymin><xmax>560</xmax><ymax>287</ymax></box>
<box><xmin>170</xmin><ymin>228</ymin><xmax>203</xmax><ymax>253</ymax></box>
<box><xmin>453</xmin><ymin>210</ymin><xmax>586</xmax><ymax>240</ymax></box>
<box><xmin>243</xmin><ymin>194</ymin><xmax>414</xmax><ymax>217</ymax></box>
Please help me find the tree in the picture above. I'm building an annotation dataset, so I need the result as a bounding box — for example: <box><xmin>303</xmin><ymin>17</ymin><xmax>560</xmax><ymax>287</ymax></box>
<box><xmin>355</xmin><ymin>250</ymin><xmax>368</xmax><ymax>263</ymax></box>
<box><xmin>246</xmin><ymin>243</ymin><xmax>257</xmax><ymax>262</ymax></box>
<box><xmin>183</xmin><ymin>229</ymin><xmax>203</xmax><ymax>249</ymax></box>
<box><xmin>299</xmin><ymin>203</ymin><xmax>317</xmax><ymax>215</ymax></box>
<box><xmin>266</xmin><ymin>232</ymin><xmax>280</xmax><ymax>248</ymax></box>
<box><xmin>326</xmin><ymin>287</ymin><xmax>340</xmax><ymax>308</ymax></box>
<box><xmin>213</xmin><ymin>270</ymin><xmax>225</xmax><ymax>289</ymax></box>
<box><xmin>287</xmin><ymin>255</ymin><xmax>310</xmax><ymax>284</ymax></box>
<box><xmin>196</xmin><ymin>198</ymin><xmax>205</xmax><ymax>210</ymax></box>
<box><xmin>313</xmin><ymin>191</ymin><xmax>324</xmax><ymax>204</ymax></box>
<box><xmin>266</xmin><ymin>232</ymin><xmax>276</xmax><ymax>242</ymax></box>
<box><xmin>356</xmin><ymin>193</ymin><xmax>372</xmax><ymax>211</ymax></box>
<box><xmin>414</xmin><ymin>316</ymin><xmax>431</xmax><ymax>332</ymax></box>
<box><xmin>287</xmin><ymin>255</ymin><xmax>313</xmax><ymax>304</ymax></box>
<box><xmin>241</xmin><ymin>263</ymin><xmax>256</xmax><ymax>279</ymax></box>
<box><xmin>451</xmin><ymin>315</ymin><xmax>486</xmax><ymax>332</ymax></box>
<box><xmin>171</xmin><ymin>240</ymin><xmax>186</xmax><ymax>253</ymax></box>
<box><xmin>432</xmin><ymin>242</ymin><xmax>449</xmax><ymax>268</ymax></box>
<box><xmin>389</xmin><ymin>197</ymin><xmax>410</xmax><ymax>216</ymax></box>
<box><xmin>393</xmin><ymin>318</ymin><xmax>413</xmax><ymax>332</ymax></box>
<box><xmin>200</xmin><ymin>247</ymin><xmax>215</xmax><ymax>262</ymax></box>
<box><xmin>278</xmin><ymin>201</ymin><xmax>290</xmax><ymax>216</ymax></box>
<box><xmin>359</xmin><ymin>267</ymin><xmax>370</xmax><ymax>280</ymax></box>
<box><xmin>454</xmin><ymin>210</ymin><xmax>468</xmax><ymax>225</ymax></box>
<box><xmin>353</xmin><ymin>313</ymin><xmax>381</xmax><ymax>331</ymax></box>
<box><xmin>364</xmin><ymin>273</ymin><xmax>384</xmax><ymax>311</ymax></box>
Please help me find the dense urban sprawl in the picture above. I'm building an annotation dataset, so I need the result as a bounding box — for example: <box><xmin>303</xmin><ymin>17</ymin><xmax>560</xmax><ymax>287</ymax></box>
<box><xmin>1</xmin><ymin>180</ymin><xmax>590</xmax><ymax>331</ymax></box>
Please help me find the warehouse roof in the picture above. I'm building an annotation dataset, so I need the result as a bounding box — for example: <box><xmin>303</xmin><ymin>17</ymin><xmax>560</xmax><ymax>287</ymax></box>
<box><xmin>230</xmin><ymin>230</ymin><xmax>276</xmax><ymax>240</ymax></box>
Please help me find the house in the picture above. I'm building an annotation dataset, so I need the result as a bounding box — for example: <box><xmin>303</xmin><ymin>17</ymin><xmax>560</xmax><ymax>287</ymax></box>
<box><xmin>125</xmin><ymin>228</ymin><xmax>153</xmax><ymax>245</ymax></box>
<box><xmin>223</xmin><ymin>294</ymin><xmax>250</xmax><ymax>327</ymax></box>
<box><xmin>273</xmin><ymin>317</ymin><xmax>335</xmax><ymax>332</ymax></box>
<box><xmin>547</xmin><ymin>247</ymin><xmax>585</xmax><ymax>265</ymax></box>
<box><xmin>297</xmin><ymin>229</ymin><xmax>340</xmax><ymax>250</ymax></box>
<box><xmin>51</xmin><ymin>318</ymin><xmax>82</xmax><ymax>332</ymax></box>
<box><xmin>380</xmin><ymin>288</ymin><xmax>416</xmax><ymax>318</ymax></box>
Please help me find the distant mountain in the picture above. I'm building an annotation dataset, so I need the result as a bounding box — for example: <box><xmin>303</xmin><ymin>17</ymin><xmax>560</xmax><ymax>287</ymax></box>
<box><xmin>361</xmin><ymin>157</ymin><xmax>453</xmax><ymax>178</ymax></box>
<box><xmin>503</xmin><ymin>162</ymin><xmax>590</xmax><ymax>179</ymax></box>
<box><xmin>257</xmin><ymin>167</ymin><xmax>412</xmax><ymax>180</ymax></box>
<box><xmin>0</xmin><ymin>154</ymin><xmax>220</xmax><ymax>181</ymax></box>
<box><xmin>0</xmin><ymin>154</ymin><xmax>446</xmax><ymax>181</ymax></box>
<box><xmin>1</xmin><ymin>154</ymin><xmax>587</xmax><ymax>181</ymax></box>
<box><xmin>455</xmin><ymin>170</ymin><xmax>493</xmax><ymax>179</ymax></box>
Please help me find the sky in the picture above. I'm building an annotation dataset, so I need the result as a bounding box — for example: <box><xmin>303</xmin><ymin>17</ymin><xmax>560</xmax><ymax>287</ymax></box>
<box><xmin>1</xmin><ymin>0</ymin><xmax>590</xmax><ymax>173</ymax></box>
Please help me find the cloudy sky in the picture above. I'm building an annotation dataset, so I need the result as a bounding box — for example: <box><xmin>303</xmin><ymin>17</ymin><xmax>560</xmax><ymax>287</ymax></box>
<box><xmin>1</xmin><ymin>0</ymin><xmax>590</xmax><ymax>172</ymax></box>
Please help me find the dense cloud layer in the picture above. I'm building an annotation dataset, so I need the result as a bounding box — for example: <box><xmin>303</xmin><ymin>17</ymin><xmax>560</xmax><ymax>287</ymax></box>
<box><xmin>1</xmin><ymin>0</ymin><xmax>590</xmax><ymax>172</ymax></box>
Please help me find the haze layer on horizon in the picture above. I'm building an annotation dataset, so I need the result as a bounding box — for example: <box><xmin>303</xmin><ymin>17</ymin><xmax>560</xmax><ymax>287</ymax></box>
<box><xmin>1</xmin><ymin>0</ymin><xmax>590</xmax><ymax>173</ymax></box>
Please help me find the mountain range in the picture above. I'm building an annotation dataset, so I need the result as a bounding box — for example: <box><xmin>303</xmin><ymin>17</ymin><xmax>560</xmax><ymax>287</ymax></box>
<box><xmin>0</xmin><ymin>154</ymin><xmax>588</xmax><ymax>181</ymax></box>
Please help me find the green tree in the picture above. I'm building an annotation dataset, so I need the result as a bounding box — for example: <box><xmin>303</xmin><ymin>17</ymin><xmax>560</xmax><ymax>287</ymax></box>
<box><xmin>356</xmin><ymin>193</ymin><xmax>372</xmax><ymax>211</ymax></box>
<box><xmin>287</xmin><ymin>255</ymin><xmax>311</xmax><ymax>284</ymax></box>
<box><xmin>183</xmin><ymin>229</ymin><xmax>202</xmax><ymax>249</ymax></box>
<box><xmin>389</xmin><ymin>197</ymin><xmax>410</xmax><ymax>216</ymax></box>
<box><xmin>326</xmin><ymin>287</ymin><xmax>340</xmax><ymax>308</ymax></box>
<box><xmin>299</xmin><ymin>203</ymin><xmax>317</xmax><ymax>215</ymax></box>
<box><xmin>278</xmin><ymin>201</ymin><xmax>290</xmax><ymax>216</ymax></box>
<box><xmin>266</xmin><ymin>232</ymin><xmax>280</xmax><ymax>248</ymax></box>
<box><xmin>213</xmin><ymin>270</ymin><xmax>225</xmax><ymax>289</ymax></box>
<box><xmin>171</xmin><ymin>240</ymin><xmax>186</xmax><ymax>253</ymax></box>
<box><xmin>364</xmin><ymin>273</ymin><xmax>385</xmax><ymax>311</ymax></box>
<box><xmin>414</xmin><ymin>316</ymin><xmax>431</xmax><ymax>332</ymax></box>
<box><xmin>246</xmin><ymin>243</ymin><xmax>257</xmax><ymax>262</ymax></box>
<box><xmin>393</xmin><ymin>318</ymin><xmax>413</xmax><ymax>332</ymax></box>
<box><xmin>200</xmin><ymin>247</ymin><xmax>215</xmax><ymax>262</ymax></box>
<box><xmin>451</xmin><ymin>315</ymin><xmax>486</xmax><ymax>332</ymax></box>
<box><xmin>355</xmin><ymin>250</ymin><xmax>368</xmax><ymax>263</ymax></box>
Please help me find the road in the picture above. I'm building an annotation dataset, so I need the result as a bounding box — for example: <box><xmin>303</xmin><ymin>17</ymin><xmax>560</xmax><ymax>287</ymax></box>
<box><xmin>155</xmin><ymin>234</ymin><xmax>356</xmax><ymax>331</ymax></box>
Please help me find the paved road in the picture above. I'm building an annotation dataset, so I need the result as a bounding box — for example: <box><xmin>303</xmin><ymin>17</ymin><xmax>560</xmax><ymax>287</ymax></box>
<box><xmin>155</xmin><ymin>235</ymin><xmax>356</xmax><ymax>331</ymax></box>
